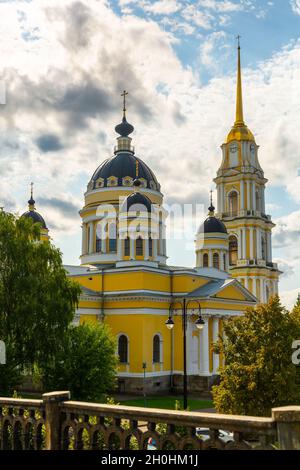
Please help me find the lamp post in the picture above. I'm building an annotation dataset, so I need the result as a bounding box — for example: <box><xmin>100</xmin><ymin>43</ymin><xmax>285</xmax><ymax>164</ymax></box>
<box><xmin>165</xmin><ymin>299</ymin><xmax>205</xmax><ymax>410</ymax></box>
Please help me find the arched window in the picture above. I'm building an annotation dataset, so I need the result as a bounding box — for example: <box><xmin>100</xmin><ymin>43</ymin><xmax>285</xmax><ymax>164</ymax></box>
<box><xmin>229</xmin><ymin>236</ymin><xmax>238</xmax><ymax>266</ymax></box>
<box><xmin>213</xmin><ymin>252</ymin><xmax>219</xmax><ymax>269</ymax></box>
<box><xmin>136</xmin><ymin>237</ymin><xmax>143</xmax><ymax>256</ymax></box>
<box><xmin>228</xmin><ymin>191</ymin><xmax>238</xmax><ymax>216</ymax></box>
<box><xmin>118</xmin><ymin>335</ymin><xmax>128</xmax><ymax>364</ymax></box>
<box><xmin>153</xmin><ymin>335</ymin><xmax>161</xmax><ymax>363</ymax></box>
<box><xmin>203</xmin><ymin>253</ymin><xmax>209</xmax><ymax>267</ymax></box>
<box><xmin>223</xmin><ymin>253</ymin><xmax>227</xmax><ymax>271</ymax></box>
<box><xmin>124</xmin><ymin>237</ymin><xmax>130</xmax><ymax>257</ymax></box>
<box><xmin>149</xmin><ymin>237</ymin><xmax>153</xmax><ymax>257</ymax></box>
<box><xmin>96</xmin><ymin>232</ymin><xmax>102</xmax><ymax>253</ymax></box>
<box><xmin>108</xmin><ymin>223</ymin><xmax>117</xmax><ymax>252</ymax></box>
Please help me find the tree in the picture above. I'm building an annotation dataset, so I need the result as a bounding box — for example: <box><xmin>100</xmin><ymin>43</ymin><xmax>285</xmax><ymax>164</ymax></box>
<box><xmin>212</xmin><ymin>296</ymin><xmax>300</xmax><ymax>416</ymax></box>
<box><xmin>0</xmin><ymin>211</ymin><xmax>80</xmax><ymax>395</ymax></box>
<box><xmin>39</xmin><ymin>323</ymin><xmax>118</xmax><ymax>401</ymax></box>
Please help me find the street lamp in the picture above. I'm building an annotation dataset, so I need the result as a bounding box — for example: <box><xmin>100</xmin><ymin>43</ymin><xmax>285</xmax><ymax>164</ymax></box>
<box><xmin>165</xmin><ymin>299</ymin><xmax>205</xmax><ymax>410</ymax></box>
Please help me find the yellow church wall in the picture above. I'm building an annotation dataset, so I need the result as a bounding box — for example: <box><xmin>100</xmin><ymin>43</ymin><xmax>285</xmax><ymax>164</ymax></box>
<box><xmin>71</xmin><ymin>275</ymin><xmax>102</xmax><ymax>291</ymax></box>
<box><xmin>79</xmin><ymin>314</ymin><xmax>99</xmax><ymax>325</ymax></box>
<box><xmin>78</xmin><ymin>300</ymin><xmax>101</xmax><ymax>309</ymax></box>
<box><xmin>106</xmin><ymin>313</ymin><xmax>171</xmax><ymax>373</ymax></box>
<box><xmin>215</xmin><ymin>285</ymin><xmax>246</xmax><ymax>301</ymax></box>
<box><xmin>103</xmin><ymin>271</ymin><xmax>171</xmax><ymax>293</ymax></box>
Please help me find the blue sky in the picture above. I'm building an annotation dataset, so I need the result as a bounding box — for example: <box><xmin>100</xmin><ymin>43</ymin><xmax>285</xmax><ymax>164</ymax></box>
<box><xmin>0</xmin><ymin>0</ymin><xmax>300</xmax><ymax>307</ymax></box>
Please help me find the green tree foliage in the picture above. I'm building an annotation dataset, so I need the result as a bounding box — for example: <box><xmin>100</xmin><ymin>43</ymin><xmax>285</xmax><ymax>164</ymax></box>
<box><xmin>0</xmin><ymin>211</ymin><xmax>80</xmax><ymax>395</ymax></box>
<box><xmin>39</xmin><ymin>322</ymin><xmax>118</xmax><ymax>401</ymax></box>
<box><xmin>212</xmin><ymin>296</ymin><xmax>300</xmax><ymax>416</ymax></box>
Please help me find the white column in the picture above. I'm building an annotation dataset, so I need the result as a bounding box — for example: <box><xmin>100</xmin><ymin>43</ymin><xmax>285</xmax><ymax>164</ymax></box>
<box><xmin>252</xmin><ymin>181</ymin><xmax>256</xmax><ymax>211</ymax></box>
<box><xmin>217</xmin><ymin>185</ymin><xmax>220</xmax><ymax>213</ymax></box>
<box><xmin>220</xmin><ymin>184</ymin><xmax>224</xmax><ymax>213</ymax></box>
<box><xmin>249</xmin><ymin>227</ymin><xmax>254</xmax><ymax>259</ymax></box>
<box><xmin>81</xmin><ymin>224</ymin><xmax>86</xmax><ymax>255</ymax></box>
<box><xmin>246</xmin><ymin>181</ymin><xmax>250</xmax><ymax>210</ymax></box>
<box><xmin>262</xmin><ymin>187</ymin><xmax>265</xmax><ymax>214</ymax></box>
<box><xmin>208</xmin><ymin>250</ymin><xmax>213</xmax><ymax>267</ymax></box>
<box><xmin>200</xmin><ymin>318</ymin><xmax>210</xmax><ymax>375</ymax></box>
<box><xmin>252</xmin><ymin>277</ymin><xmax>257</xmax><ymax>297</ymax></box>
<box><xmin>240</xmin><ymin>180</ymin><xmax>244</xmax><ymax>211</ymax></box>
<box><xmin>238</xmin><ymin>229</ymin><xmax>242</xmax><ymax>259</ymax></box>
<box><xmin>256</xmin><ymin>228</ymin><xmax>261</xmax><ymax>259</ymax></box>
<box><xmin>267</xmin><ymin>231</ymin><xmax>272</xmax><ymax>262</ymax></box>
<box><xmin>144</xmin><ymin>237</ymin><xmax>149</xmax><ymax>260</ymax></box>
<box><xmin>260</xmin><ymin>278</ymin><xmax>265</xmax><ymax>303</ymax></box>
<box><xmin>130</xmin><ymin>237</ymin><xmax>135</xmax><ymax>260</ymax></box>
<box><xmin>89</xmin><ymin>222</ymin><xmax>94</xmax><ymax>254</ymax></box>
<box><xmin>242</xmin><ymin>228</ymin><xmax>247</xmax><ymax>259</ymax></box>
<box><xmin>244</xmin><ymin>276</ymin><xmax>249</xmax><ymax>290</ymax></box>
<box><xmin>212</xmin><ymin>318</ymin><xmax>220</xmax><ymax>374</ymax></box>
<box><xmin>220</xmin><ymin>250</ymin><xmax>224</xmax><ymax>271</ymax></box>
<box><xmin>153</xmin><ymin>238</ymin><xmax>158</xmax><ymax>259</ymax></box>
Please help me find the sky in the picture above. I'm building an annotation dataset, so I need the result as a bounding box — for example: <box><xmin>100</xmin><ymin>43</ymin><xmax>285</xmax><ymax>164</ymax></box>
<box><xmin>1</xmin><ymin>0</ymin><xmax>300</xmax><ymax>308</ymax></box>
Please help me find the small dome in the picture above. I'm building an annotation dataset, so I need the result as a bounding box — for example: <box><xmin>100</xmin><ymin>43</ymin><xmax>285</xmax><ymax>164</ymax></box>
<box><xmin>115</xmin><ymin>116</ymin><xmax>134</xmax><ymax>137</ymax></box>
<box><xmin>21</xmin><ymin>210</ymin><xmax>47</xmax><ymax>229</ymax></box>
<box><xmin>121</xmin><ymin>192</ymin><xmax>152</xmax><ymax>213</ymax></box>
<box><xmin>89</xmin><ymin>153</ymin><xmax>160</xmax><ymax>192</ymax></box>
<box><xmin>198</xmin><ymin>216</ymin><xmax>227</xmax><ymax>234</ymax></box>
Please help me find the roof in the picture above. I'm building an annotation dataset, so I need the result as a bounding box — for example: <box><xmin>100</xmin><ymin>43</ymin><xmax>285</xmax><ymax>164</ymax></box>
<box><xmin>89</xmin><ymin>153</ymin><xmax>160</xmax><ymax>192</ymax></box>
<box><xmin>198</xmin><ymin>216</ymin><xmax>227</xmax><ymax>234</ymax></box>
<box><xmin>187</xmin><ymin>278</ymin><xmax>234</xmax><ymax>297</ymax></box>
<box><xmin>21</xmin><ymin>210</ymin><xmax>47</xmax><ymax>229</ymax></box>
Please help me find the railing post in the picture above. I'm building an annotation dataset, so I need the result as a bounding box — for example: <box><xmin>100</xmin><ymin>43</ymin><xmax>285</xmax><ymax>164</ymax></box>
<box><xmin>272</xmin><ymin>406</ymin><xmax>300</xmax><ymax>450</ymax></box>
<box><xmin>43</xmin><ymin>391</ymin><xmax>70</xmax><ymax>450</ymax></box>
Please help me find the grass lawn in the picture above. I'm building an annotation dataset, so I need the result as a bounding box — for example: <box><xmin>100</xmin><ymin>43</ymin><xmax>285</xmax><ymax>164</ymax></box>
<box><xmin>120</xmin><ymin>396</ymin><xmax>213</xmax><ymax>411</ymax></box>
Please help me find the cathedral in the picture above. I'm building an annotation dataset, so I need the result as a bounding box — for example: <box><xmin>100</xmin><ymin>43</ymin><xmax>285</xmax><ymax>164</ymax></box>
<box><xmin>21</xmin><ymin>44</ymin><xmax>280</xmax><ymax>394</ymax></box>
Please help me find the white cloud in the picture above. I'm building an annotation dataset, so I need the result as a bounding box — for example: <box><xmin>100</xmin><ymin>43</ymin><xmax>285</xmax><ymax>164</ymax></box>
<box><xmin>144</xmin><ymin>0</ymin><xmax>181</xmax><ymax>15</ymax></box>
<box><xmin>280</xmin><ymin>287</ymin><xmax>299</xmax><ymax>310</ymax></box>
<box><xmin>291</xmin><ymin>0</ymin><xmax>300</xmax><ymax>15</ymax></box>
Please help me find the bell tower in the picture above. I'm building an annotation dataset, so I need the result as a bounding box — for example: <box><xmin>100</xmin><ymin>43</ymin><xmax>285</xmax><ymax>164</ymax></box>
<box><xmin>214</xmin><ymin>38</ymin><xmax>280</xmax><ymax>303</ymax></box>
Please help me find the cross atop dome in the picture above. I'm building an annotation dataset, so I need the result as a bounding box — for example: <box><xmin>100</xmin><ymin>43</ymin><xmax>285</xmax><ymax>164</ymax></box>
<box><xmin>115</xmin><ymin>90</ymin><xmax>134</xmax><ymax>138</ymax></box>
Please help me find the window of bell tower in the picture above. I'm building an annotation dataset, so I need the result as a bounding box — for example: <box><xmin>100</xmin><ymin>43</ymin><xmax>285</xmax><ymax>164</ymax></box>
<box><xmin>228</xmin><ymin>191</ymin><xmax>238</xmax><ymax>216</ymax></box>
<box><xmin>229</xmin><ymin>235</ymin><xmax>238</xmax><ymax>266</ymax></box>
<box><xmin>203</xmin><ymin>253</ymin><xmax>209</xmax><ymax>267</ymax></box>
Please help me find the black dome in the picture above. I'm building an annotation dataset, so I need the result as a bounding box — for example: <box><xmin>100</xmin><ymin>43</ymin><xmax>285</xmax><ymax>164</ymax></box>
<box><xmin>21</xmin><ymin>210</ymin><xmax>47</xmax><ymax>229</ymax></box>
<box><xmin>115</xmin><ymin>116</ymin><xmax>134</xmax><ymax>137</ymax></box>
<box><xmin>90</xmin><ymin>153</ymin><xmax>160</xmax><ymax>192</ymax></box>
<box><xmin>198</xmin><ymin>216</ymin><xmax>227</xmax><ymax>234</ymax></box>
<box><xmin>121</xmin><ymin>192</ymin><xmax>152</xmax><ymax>213</ymax></box>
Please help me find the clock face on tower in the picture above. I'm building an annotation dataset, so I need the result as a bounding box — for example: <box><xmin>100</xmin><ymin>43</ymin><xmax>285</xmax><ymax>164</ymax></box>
<box><xmin>230</xmin><ymin>144</ymin><xmax>238</xmax><ymax>153</ymax></box>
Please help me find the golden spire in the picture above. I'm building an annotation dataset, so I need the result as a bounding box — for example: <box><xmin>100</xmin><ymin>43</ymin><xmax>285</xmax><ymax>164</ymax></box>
<box><xmin>235</xmin><ymin>35</ymin><xmax>244</xmax><ymax>126</ymax></box>
<box><xmin>226</xmin><ymin>36</ymin><xmax>255</xmax><ymax>143</ymax></box>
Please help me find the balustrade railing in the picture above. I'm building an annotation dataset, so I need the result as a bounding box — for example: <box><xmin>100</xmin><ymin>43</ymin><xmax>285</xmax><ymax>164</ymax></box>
<box><xmin>0</xmin><ymin>392</ymin><xmax>300</xmax><ymax>450</ymax></box>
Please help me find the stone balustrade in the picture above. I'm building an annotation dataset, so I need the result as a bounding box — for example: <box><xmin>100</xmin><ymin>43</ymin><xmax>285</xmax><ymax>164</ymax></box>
<box><xmin>0</xmin><ymin>392</ymin><xmax>300</xmax><ymax>450</ymax></box>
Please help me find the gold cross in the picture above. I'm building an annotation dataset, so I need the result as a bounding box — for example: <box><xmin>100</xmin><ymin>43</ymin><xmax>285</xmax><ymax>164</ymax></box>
<box><xmin>236</xmin><ymin>34</ymin><xmax>241</xmax><ymax>48</ymax></box>
<box><xmin>121</xmin><ymin>90</ymin><xmax>128</xmax><ymax>115</ymax></box>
